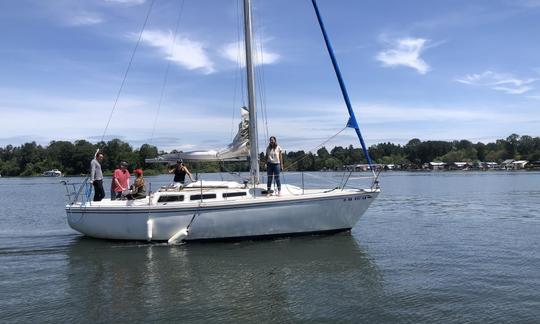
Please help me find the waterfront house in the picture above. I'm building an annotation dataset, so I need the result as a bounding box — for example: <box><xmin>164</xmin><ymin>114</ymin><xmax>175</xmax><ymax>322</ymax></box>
<box><xmin>429</xmin><ymin>162</ymin><xmax>446</xmax><ymax>170</ymax></box>
<box><xmin>483</xmin><ymin>162</ymin><xmax>499</xmax><ymax>170</ymax></box>
<box><xmin>451</xmin><ymin>162</ymin><xmax>471</xmax><ymax>170</ymax></box>
<box><xmin>511</xmin><ymin>160</ymin><xmax>528</xmax><ymax>169</ymax></box>
<box><xmin>501</xmin><ymin>159</ymin><xmax>514</xmax><ymax>169</ymax></box>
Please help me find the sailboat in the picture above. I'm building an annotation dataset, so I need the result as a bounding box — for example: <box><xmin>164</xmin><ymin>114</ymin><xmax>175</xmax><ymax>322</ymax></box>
<box><xmin>65</xmin><ymin>0</ymin><xmax>380</xmax><ymax>243</ymax></box>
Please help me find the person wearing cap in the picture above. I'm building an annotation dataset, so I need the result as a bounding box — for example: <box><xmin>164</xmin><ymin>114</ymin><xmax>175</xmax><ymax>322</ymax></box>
<box><xmin>126</xmin><ymin>169</ymin><xmax>146</xmax><ymax>200</ymax></box>
<box><xmin>112</xmin><ymin>161</ymin><xmax>130</xmax><ymax>200</ymax></box>
<box><xmin>168</xmin><ymin>159</ymin><xmax>194</xmax><ymax>188</ymax></box>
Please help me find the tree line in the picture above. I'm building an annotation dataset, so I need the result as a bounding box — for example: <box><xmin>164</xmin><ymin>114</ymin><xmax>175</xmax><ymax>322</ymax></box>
<box><xmin>0</xmin><ymin>134</ymin><xmax>539</xmax><ymax>176</ymax></box>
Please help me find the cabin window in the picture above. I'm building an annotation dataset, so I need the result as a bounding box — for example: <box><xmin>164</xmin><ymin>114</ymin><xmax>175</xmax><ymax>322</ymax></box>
<box><xmin>190</xmin><ymin>194</ymin><xmax>217</xmax><ymax>201</ymax></box>
<box><xmin>223</xmin><ymin>192</ymin><xmax>247</xmax><ymax>198</ymax></box>
<box><xmin>158</xmin><ymin>195</ymin><xmax>184</xmax><ymax>202</ymax></box>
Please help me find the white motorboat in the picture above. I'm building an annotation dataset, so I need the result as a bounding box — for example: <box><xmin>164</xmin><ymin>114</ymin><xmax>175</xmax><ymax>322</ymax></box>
<box><xmin>65</xmin><ymin>0</ymin><xmax>380</xmax><ymax>243</ymax></box>
<box><xmin>43</xmin><ymin>169</ymin><xmax>62</xmax><ymax>177</ymax></box>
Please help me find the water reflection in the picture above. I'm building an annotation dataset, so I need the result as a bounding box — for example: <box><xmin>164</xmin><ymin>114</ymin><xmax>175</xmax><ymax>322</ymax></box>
<box><xmin>65</xmin><ymin>234</ymin><xmax>384</xmax><ymax>322</ymax></box>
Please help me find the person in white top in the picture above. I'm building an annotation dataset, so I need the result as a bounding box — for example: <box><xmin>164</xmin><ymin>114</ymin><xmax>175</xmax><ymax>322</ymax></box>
<box><xmin>265</xmin><ymin>136</ymin><xmax>284</xmax><ymax>196</ymax></box>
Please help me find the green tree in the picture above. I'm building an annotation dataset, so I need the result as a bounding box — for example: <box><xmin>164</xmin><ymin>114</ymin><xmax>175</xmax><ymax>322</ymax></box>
<box><xmin>475</xmin><ymin>142</ymin><xmax>486</xmax><ymax>161</ymax></box>
<box><xmin>101</xmin><ymin>139</ymin><xmax>138</xmax><ymax>172</ymax></box>
<box><xmin>370</xmin><ymin>142</ymin><xmax>403</xmax><ymax>163</ymax></box>
<box><xmin>404</xmin><ymin>138</ymin><xmax>422</xmax><ymax>166</ymax></box>
<box><xmin>135</xmin><ymin>144</ymin><xmax>160</xmax><ymax>169</ymax></box>
<box><xmin>70</xmin><ymin>140</ymin><xmax>97</xmax><ymax>175</ymax></box>
<box><xmin>47</xmin><ymin>141</ymin><xmax>75</xmax><ymax>174</ymax></box>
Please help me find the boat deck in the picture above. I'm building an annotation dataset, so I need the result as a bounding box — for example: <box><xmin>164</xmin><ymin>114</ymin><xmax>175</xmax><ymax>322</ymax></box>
<box><xmin>68</xmin><ymin>183</ymin><xmax>378</xmax><ymax>210</ymax></box>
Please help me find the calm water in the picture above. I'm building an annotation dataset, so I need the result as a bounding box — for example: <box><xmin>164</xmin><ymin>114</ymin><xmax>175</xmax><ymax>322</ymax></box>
<box><xmin>1</xmin><ymin>172</ymin><xmax>539</xmax><ymax>323</ymax></box>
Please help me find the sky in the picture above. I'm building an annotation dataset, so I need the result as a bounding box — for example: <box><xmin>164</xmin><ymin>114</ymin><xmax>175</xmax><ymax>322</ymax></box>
<box><xmin>1</xmin><ymin>0</ymin><xmax>539</xmax><ymax>152</ymax></box>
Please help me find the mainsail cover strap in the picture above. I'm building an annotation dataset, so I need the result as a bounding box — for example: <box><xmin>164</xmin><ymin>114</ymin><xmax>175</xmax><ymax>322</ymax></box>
<box><xmin>311</xmin><ymin>0</ymin><xmax>375</xmax><ymax>170</ymax></box>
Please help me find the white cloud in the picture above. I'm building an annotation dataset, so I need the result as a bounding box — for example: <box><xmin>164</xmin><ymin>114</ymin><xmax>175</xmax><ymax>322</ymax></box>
<box><xmin>1</xmin><ymin>85</ymin><xmax>538</xmax><ymax>151</ymax></box>
<box><xmin>456</xmin><ymin>70</ymin><xmax>538</xmax><ymax>94</ymax></box>
<box><xmin>222</xmin><ymin>41</ymin><xmax>280</xmax><ymax>67</ymax></box>
<box><xmin>376</xmin><ymin>38</ymin><xmax>430</xmax><ymax>74</ymax></box>
<box><xmin>140</xmin><ymin>30</ymin><xmax>215</xmax><ymax>74</ymax></box>
<box><xmin>104</xmin><ymin>0</ymin><xmax>146</xmax><ymax>5</ymax></box>
<box><xmin>65</xmin><ymin>13</ymin><xmax>103</xmax><ymax>26</ymax></box>
<box><xmin>513</xmin><ymin>0</ymin><xmax>540</xmax><ymax>8</ymax></box>
<box><xmin>492</xmin><ymin>86</ymin><xmax>533</xmax><ymax>94</ymax></box>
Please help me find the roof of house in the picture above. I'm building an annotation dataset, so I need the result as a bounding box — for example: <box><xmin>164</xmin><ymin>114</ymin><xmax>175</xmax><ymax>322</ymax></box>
<box><xmin>429</xmin><ymin>162</ymin><xmax>445</xmax><ymax>166</ymax></box>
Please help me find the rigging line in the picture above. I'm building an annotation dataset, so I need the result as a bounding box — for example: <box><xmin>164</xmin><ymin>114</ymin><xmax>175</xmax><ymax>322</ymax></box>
<box><xmin>282</xmin><ymin>126</ymin><xmax>347</xmax><ymax>172</ymax></box>
<box><xmin>0</xmin><ymin>182</ymin><xmax>74</xmax><ymax>186</ymax></box>
<box><xmin>100</xmin><ymin>0</ymin><xmax>156</xmax><ymax>144</ymax></box>
<box><xmin>219</xmin><ymin>161</ymin><xmax>245</xmax><ymax>180</ymax></box>
<box><xmin>230</xmin><ymin>0</ymin><xmax>243</xmax><ymax>141</ymax></box>
<box><xmin>149</xmin><ymin>0</ymin><xmax>186</xmax><ymax>145</ymax></box>
<box><xmin>252</xmin><ymin>7</ymin><xmax>269</xmax><ymax>143</ymax></box>
<box><xmin>338</xmin><ymin>168</ymin><xmax>348</xmax><ymax>187</ymax></box>
<box><xmin>237</xmin><ymin>0</ymin><xmax>246</xmax><ymax>107</ymax></box>
<box><xmin>257</xmin><ymin>36</ymin><xmax>270</xmax><ymax>144</ymax></box>
<box><xmin>230</xmin><ymin>65</ymin><xmax>239</xmax><ymax>141</ymax></box>
<box><xmin>340</xmin><ymin>169</ymin><xmax>354</xmax><ymax>190</ymax></box>
<box><xmin>299</xmin><ymin>171</ymin><xmax>363</xmax><ymax>190</ymax></box>
<box><xmin>285</xmin><ymin>171</ymin><xmax>338</xmax><ymax>188</ymax></box>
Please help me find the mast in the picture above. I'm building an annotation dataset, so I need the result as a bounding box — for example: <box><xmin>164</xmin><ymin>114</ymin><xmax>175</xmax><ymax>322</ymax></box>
<box><xmin>243</xmin><ymin>0</ymin><xmax>260</xmax><ymax>184</ymax></box>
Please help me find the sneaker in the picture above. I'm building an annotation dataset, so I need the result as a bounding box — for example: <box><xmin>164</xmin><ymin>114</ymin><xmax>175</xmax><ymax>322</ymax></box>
<box><xmin>277</xmin><ymin>191</ymin><xmax>281</xmax><ymax>197</ymax></box>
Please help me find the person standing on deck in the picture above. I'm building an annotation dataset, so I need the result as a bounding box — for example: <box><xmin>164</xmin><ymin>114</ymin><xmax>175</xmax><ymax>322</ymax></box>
<box><xmin>112</xmin><ymin>161</ymin><xmax>130</xmax><ymax>200</ymax></box>
<box><xmin>90</xmin><ymin>152</ymin><xmax>105</xmax><ymax>201</ymax></box>
<box><xmin>110</xmin><ymin>163</ymin><xmax>119</xmax><ymax>200</ymax></box>
<box><xmin>266</xmin><ymin>136</ymin><xmax>284</xmax><ymax>196</ymax></box>
<box><xmin>169</xmin><ymin>160</ymin><xmax>194</xmax><ymax>188</ymax></box>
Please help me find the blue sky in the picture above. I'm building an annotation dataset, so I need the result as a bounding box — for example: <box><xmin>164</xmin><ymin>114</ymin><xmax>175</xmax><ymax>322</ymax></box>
<box><xmin>1</xmin><ymin>0</ymin><xmax>539</xmax><ymax>152</ymax></box>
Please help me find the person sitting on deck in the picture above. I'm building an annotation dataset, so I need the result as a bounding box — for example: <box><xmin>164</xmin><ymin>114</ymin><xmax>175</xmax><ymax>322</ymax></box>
<box><xmin>168</xmin><ymin>160</ymin><xmax>194</xmax><ymax>189</ymax></box>
<box><xmin>126</xmin><ymin>169</ymin><xmax>146</xmax><ymax>200</ymax></box>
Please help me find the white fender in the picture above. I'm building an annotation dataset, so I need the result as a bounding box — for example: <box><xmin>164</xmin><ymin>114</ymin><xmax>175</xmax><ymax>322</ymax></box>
<box><xmin>147</xmin><ymin>219</ymin><xmax>153</xmax><ymax>241</ymax></box>
<box><xmin>168</xmin><ymin>228</ymin><xmax>189</xmax><ymax>245</ymax></box>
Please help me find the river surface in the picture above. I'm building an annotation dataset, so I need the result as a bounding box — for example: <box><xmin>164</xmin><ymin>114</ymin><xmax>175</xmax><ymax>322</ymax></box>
<box><xmin>1</xmin><ymin>171</ymin><xmax>539</xmax><ymax>323</ymax></box>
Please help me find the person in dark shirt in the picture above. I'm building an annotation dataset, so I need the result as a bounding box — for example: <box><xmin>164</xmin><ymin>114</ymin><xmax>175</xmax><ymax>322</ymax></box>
<box><xmin>168</xmin><ymin>160</ymin><xmax>194</xmax><ymax>188</ymax></box>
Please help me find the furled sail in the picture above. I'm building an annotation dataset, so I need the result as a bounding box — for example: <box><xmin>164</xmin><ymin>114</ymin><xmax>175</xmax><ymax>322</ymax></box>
<box><xmin>146</xmin><ymin>107</ymin><xmax>250</xmax><ymax>163</ymax></box>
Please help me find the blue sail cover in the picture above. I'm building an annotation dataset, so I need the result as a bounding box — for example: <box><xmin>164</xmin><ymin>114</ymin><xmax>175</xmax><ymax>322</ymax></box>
<box><xmin>311</xmin><ymin>0</ymin><xmax>374</xmax><ymax>169</ymax></box>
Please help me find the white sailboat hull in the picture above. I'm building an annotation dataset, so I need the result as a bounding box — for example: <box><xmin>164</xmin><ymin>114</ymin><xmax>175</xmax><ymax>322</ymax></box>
<box><xmin>66</xmin><ymin>188</ymin><xmax>378</xmax><ymax>241</ymax></box>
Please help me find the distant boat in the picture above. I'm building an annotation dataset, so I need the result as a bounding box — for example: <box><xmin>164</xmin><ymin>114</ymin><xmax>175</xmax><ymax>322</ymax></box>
<box><xmin>43</xmin><ymin>169</ymin><xmax>62</xmax><ymax>177</ymax></box>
